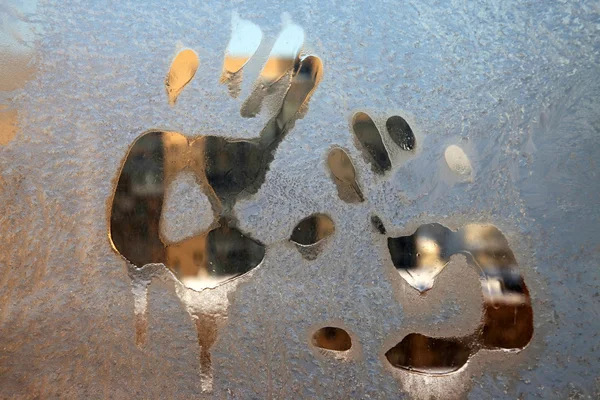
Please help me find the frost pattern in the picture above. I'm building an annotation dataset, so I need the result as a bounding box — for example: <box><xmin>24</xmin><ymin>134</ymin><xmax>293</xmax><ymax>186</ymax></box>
<box><xmin>0</xmin><ymin>0</ymin><xmax>599</xmax><ymax>399</ymax></box>
<box><xmin>161</xmin><ymin>171</ymin><xmax>213</xmax><ymax>243</ymax></box>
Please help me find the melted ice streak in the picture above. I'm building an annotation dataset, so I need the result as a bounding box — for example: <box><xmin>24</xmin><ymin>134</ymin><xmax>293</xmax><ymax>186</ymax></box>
<box><xmin>128</xmin><ymin>261</ymin><xmax>255</xmax><ymax>392</ymax></box>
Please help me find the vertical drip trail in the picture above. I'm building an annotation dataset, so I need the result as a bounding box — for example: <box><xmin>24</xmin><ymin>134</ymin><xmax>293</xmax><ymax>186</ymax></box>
<box><xmin>195</xmin><ymin>313</ymin><xmax>220</xmax><ymax>392</ymax></box>
<box><xmin>125</xmin><ymin>262</ymin><xmax>230</xmax><ymax>393</ymax></box>
<box><xmin>106</xmin><ymin>19</ymin><xmax>325</xmax><ymax>395</ymax></box>
<box><xmin>131</xmin><ymin>278</ymin><xmax>150</xmax><ymax>347</ymax></box>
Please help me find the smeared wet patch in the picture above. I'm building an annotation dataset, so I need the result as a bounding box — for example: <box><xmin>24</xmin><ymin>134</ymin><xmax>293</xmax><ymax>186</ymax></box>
<box><xmin>108</xmin><ymin>20</ymin><xmax>324</xmax><ymax>393</ymax></box>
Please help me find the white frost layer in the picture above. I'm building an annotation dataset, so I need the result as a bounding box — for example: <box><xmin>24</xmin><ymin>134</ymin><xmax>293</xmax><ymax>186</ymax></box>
<box><xmin>160</xmin><ymin>171</ymin><xmax>214</xmax><ymax>243</ymax></box>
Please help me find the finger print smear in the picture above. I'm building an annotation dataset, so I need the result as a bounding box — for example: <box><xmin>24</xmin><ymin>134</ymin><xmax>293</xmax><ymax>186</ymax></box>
<box><xmin>109</xmin><ymin>22</ymin><xmax>323</xmax><ymax>392</ymax></box>
<box><xmin>165</xmin><ymin>49</ymin><xmax>199</xmax><ymax>105</ymax></box>
<box><xmin>240</xmin><ymin>23</ymin><xmax>305</xmax><ymax>118</ymax></box>
<box><xmin>220</xmin><ymin>13</ymin><xmax>263</xmax><ymax>98</ymax></box>
<box><xmin>328</xmin><ymin>148</ymin><xmax>364</xmax><ymax>203</ymax></box>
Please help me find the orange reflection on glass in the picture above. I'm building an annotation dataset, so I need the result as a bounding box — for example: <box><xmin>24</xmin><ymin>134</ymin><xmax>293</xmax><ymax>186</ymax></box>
<box><xmin>1</xmin><ymin>28</ymin><xmax>37</xmax><ymax>146</ymax></box>
<box><xmin>165</xmin><ymin>49</ymin><xmax>199</xmax><ymax>105</ymax></box>
<box><xmin>0</xmin><ymin>106</ymin><xmax>18</xmax><ymax>145</ymax></box>
<box><xmin>220</xmin><ymin>13</ymin><xmax>263</xmax><ymax>97</ymax></box>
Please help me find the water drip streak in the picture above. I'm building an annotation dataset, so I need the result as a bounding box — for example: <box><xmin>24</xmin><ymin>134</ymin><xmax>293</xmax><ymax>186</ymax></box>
<box><xmin>131</xmin><ymin>279</ymin><xmax>150</xmax><ymax>347</ymax></box>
